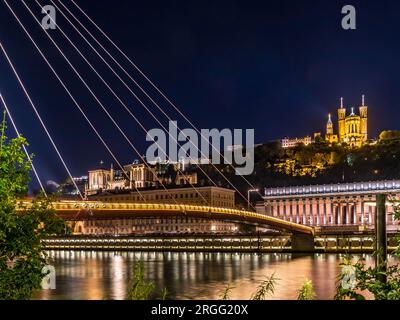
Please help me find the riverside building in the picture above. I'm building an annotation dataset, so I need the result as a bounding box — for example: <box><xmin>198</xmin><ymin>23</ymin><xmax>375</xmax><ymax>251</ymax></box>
<box><xmin>77</xmin><ymin>161</ymin><xmax>240</xmax><ymax>235</ymax></box>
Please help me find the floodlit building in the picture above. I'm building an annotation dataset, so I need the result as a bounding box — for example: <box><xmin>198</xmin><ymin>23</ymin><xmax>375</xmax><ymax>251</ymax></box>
<box><xmin>82</xmin><ymin>160</ymin><xmax>240</xmax><ymax>235</ymax></box>
<box><xmin>325</xmin><ymin>95</ymin><xmax>368</xmax><ymax>147</ymax></box>
<box><xmin>281</xmin><ymin>136</ymin><xmax>313</xmax><ymax>148</ymax></box>
<box><xmin>74</xmin><ymin>217</ymin><xmax>239</xmax><ymax>235</ymax></box>
<box><xmin>257</xmin><ymin>180</ymin><xmax>400</xmax><ymax>231</ymax></box>
<box><xmin>88</xmin><ymin>185</ymin><xmax>236</xmax><ymax>208</ymax></box>
<box><xmin>282</xmin><ymin>95</ymin><xmax>369</xmax><ymax>148</ymax></box>
<box><xmin>85</xmin><ymin>161</ymin><xmax>198</xmax><ymax>195</ymax></box>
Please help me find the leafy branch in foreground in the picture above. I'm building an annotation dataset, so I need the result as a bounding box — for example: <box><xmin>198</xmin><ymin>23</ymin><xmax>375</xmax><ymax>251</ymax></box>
<box><xmin>335</xmin><ymin>196</ymin><xmax>400</xmax><ymax>300</ymax></box>
<box><xmin>297</xmin><ymin>279</ymin><xmax>316</xmax><ymax>300</ymax></box>
<box><xmin>127</xmin><ymin>260</ymin><xmax>168</xmax><ymax>300</ymax></box>
<box><xmin>251</xmin><ymin>273</ymin><xmax>279</xmax><ymax>300</ymax></box>
<box><xmin>219</xmin><ymin>283</ymin><xmax>235</xmax><ymax>300</ymax></box>
<box><xmin>158</xmin><ymin>287</ymin><xmax>169</xmax><ymax>300</ymax></box>
<box><xmin>0</xmin><ymin>115</ymin><xmax>65</xmax><ymax>299</ymax></box>
<box><xmin>335</xmin><ymin>257</ymin><xmax>400</xmax><ymax>300</ymax></box>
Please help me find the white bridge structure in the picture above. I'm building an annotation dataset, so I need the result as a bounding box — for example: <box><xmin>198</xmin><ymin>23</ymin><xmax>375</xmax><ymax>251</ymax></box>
<box><xmin>257</xmin><ymin>180</ymin><xmax>400</xmax><ymax>230</ymax></box>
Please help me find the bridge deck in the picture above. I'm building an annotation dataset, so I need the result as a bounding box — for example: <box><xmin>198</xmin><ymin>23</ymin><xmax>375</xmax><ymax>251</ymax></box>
<box><xmin>18</xmin><ymin>200</ymin><xmax>314</xmax><ymax>235</ymax></box>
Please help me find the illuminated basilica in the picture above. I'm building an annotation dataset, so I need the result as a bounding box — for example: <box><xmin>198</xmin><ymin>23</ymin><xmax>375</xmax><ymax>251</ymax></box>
<box><xmin>325</xmin><ymin>95</ymin><xmax>368</xmax><ymax>147</ymax></box>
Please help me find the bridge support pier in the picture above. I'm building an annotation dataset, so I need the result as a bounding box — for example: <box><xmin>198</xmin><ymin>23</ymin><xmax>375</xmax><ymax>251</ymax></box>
<box><xmin>291</xmin><ymin>233</ymin><xmax>315</xmax><ymax>252</ymax></box>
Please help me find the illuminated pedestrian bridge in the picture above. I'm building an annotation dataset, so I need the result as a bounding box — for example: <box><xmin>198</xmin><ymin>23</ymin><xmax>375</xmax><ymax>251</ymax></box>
<box><xmin>18</xmin><ymin>200</ymin><xmax>314</xmax><ymax>235</ymax></box>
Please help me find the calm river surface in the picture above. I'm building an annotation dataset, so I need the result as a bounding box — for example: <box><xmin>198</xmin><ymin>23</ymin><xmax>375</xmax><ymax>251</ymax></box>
<box><xmin>33</xmin><ymin>251</ymin><xmax>380</xmax><ymax>300</ymax></box>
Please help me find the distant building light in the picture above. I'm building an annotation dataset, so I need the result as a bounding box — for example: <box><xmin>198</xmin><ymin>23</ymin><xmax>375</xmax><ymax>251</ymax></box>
<box><xmin>73</xmin><ymin>176</ymin><xmax>88</xmax><ymax>181</ymax></box>
<box><xmin>281</xmin><ymin>136</ymin><xmax>313</xmax><ymax>148</ymax></box>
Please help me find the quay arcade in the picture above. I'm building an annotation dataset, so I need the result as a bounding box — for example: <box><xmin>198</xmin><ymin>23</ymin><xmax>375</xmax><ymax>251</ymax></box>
<box><xmin>257</xmin><ymin>180</ymin><xmax>400</xmax><ymax>231</ymax></box>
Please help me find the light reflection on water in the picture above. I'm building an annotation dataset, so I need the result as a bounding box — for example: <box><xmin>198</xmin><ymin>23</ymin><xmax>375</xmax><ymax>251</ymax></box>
<box><xmin>33</xmin><ymin>251</ymin><xmax>378</xmax><ymax>300</ymax></box>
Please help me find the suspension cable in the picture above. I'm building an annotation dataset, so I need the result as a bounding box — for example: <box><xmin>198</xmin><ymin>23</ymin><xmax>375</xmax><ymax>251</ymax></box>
<box><xmin>0</xmin><ymin>41</ymin><xmax>84</xmax><ymax>200</ymax></box>
<box><xmin>3</xmin><ymin>0</ymin><xmax>146</xmax><ymax>202</ymax></box>
<box><xmin>54</xmin><ymin>0</ymin><xmax>255</xmax><ymax>208</ymax></box>
<box><xmin>16</xmin><ymin>0</ymin><xmax>184</xmax><ymax>207</ymax></box>
<box><xmin>32</xmin><ymin>0</ymin><xmax>209</xmax><ymax>206</ymax></box>
<box><xmin>54</xmin><ymin>0</ymin><xmax>220</xmax><ymax>191</ymax></box>
<box><xmin>68</xmin><ymin>0</ymin><xmax>263</xmax><ymax>201</ymax></box>
<box><xmin>0</xmin><ymin>92</ymin><xmax>47</xmax><ymax>196</ymax></box>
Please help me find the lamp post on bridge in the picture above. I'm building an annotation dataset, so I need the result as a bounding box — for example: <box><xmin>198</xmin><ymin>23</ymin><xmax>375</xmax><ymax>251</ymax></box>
<box><xmin>247</xmin><ymin>188</ymin><xmax>259</xmax><ymax>210</ymax></box>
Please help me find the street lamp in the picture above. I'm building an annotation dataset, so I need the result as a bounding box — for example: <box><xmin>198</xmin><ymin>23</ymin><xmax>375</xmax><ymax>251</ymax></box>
<box><xmin>247</xmin><ymin>188</ymin><xmax>259</xmax><ymax>210</ymax></box>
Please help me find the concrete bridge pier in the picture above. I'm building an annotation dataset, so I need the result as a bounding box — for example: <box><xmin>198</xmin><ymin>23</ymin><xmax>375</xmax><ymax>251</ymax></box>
<box><xmin>291</xmin><ymin>233</ymin><xmax>315</xmax><ymax>252</ymax></box>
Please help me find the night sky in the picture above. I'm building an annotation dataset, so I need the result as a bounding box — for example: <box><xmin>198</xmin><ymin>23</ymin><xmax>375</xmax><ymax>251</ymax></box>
<box><xmin>1</xmin><ymin>0</ymin><xmax>400</xmax><ymax>188</ymax></box>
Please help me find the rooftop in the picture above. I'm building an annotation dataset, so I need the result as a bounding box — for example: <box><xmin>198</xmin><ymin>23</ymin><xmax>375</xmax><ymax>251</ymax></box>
<box><xmin>263</xmin><ymin>179</ymin><xmax>400</xmax><ymax>199</ymax></box>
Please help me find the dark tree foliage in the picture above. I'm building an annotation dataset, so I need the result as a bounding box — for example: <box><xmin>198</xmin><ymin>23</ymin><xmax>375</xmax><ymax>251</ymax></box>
<box><xmin>194</xmin><ymin>139</ymin><xmax>400</xmax><ymax>206</ymax></box>
<box><xmin>335</xmin><ymin>201</ymin><xmax>400</xmax><ymax>300</ymax></box>
<box><xmin>0</xmin><ymin>115</ymin><xmax>65</xmax><ymax>299</ymax></box>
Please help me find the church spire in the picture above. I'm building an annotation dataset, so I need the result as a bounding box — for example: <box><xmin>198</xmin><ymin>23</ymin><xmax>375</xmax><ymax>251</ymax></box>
<box><xmin>362</xmin><ymin>94</ymin><xmax>365</xmax><ymax>106</ymax></box>
<box><xmin>340</xmin><ymin>97</ymin><xmax>344</xmax><ymax>108</ymax></box>
<box><xmin>326</xmin><ymin>113</ymin><xmax>333</xmax><ymax>135</ymax></box>
<box><xmin>327</xmin><ymin>113</ymin><xmax>332</xmax><ymax>124</ymax></box>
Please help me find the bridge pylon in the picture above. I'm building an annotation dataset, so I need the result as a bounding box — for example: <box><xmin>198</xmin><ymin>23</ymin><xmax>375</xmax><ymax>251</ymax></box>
<box><xmin>291</xmin><ymin>233</ymin><xmax>315</xmax><ymax>252</ymax></box>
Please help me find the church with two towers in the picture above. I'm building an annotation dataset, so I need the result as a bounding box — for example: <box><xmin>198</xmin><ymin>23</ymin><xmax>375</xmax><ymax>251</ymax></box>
<box><xmin>325</xmin><ymin>95</ymin><xmax>368</xmax><ymax>147</ymax></box>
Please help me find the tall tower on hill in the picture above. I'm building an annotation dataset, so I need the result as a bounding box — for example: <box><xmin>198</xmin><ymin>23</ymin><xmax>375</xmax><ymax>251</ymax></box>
<box><xmin>359</xmin><ymin>94</ymin><xmax>368</xmax><ymax>142</ymax></box>
<box><xmin>326</xmin><ymin>113</ymin><xmax>333</xmax><ymax>135</ymax></box>
<box><xmin>337</xmin><ymin>97</ymin><xmax>346</xmax><ymax>142</ymax></box>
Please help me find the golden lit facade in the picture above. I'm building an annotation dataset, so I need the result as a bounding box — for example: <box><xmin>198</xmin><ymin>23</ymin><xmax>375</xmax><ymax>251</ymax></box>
<box><xmin>325</xmin><ymin>95</ymin><xmax>368</xmax><ymax>147</ymax></box>
<box><xmin>73</xmin><ymin>217</ymin><xmax>239</xmax><ymax>235</ymax></box>
<box><xmin>88</xmin><ymin>186</ymin><xmax>236</xmax><ymax>208</ymax></box>
<box><xmin>281</xmin><ymin>136</ymin><xmax>312</xmax><ymax>148</ymax></box>
<box><xmin>86</xmin><ymin>161</ymin><xmax>198</xmax><ymax>195</ymax></box>
<box><xmin>73</xmin><ymin>186</ymin><xmax>237</xmax><ymax>235</ymax></box>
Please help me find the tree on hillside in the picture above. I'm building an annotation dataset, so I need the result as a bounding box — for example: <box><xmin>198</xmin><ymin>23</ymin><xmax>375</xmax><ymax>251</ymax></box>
<box><xmin>0</xmin><ymin>114</ymin><xmax>65</xmax><ymax>299</ymax></box>
<box><xmin>379</xmin><ymin>130</ymin><xmax>400</xmax><ymax>142</ymax></box>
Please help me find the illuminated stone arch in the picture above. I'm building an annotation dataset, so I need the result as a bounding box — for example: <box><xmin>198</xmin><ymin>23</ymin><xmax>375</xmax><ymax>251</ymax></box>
<box><xmin>73</xmin><ymin>221</ymin><xmax>85</xmax><ymax>234</ymax></box>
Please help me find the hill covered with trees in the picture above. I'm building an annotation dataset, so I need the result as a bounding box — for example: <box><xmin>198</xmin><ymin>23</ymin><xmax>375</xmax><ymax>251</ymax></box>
<box><xmin>194</xmin><ymin>134</ymin><xmax>400</xmax><ymax>204</ymax></box>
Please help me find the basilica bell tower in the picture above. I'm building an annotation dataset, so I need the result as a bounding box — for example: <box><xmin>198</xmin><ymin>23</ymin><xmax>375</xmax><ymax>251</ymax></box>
<box><xmin>359</xmin><ymin>94</ymin><xmax>368</xmax><ymax>142</ymax></box>
<box><xmin>337</xmin><ymin>97</ymin><xmax>346</xmax><ymax>142</ymax></box>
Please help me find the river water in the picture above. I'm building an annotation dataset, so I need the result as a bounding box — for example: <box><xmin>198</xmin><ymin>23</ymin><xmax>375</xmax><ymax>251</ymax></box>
<box><xmin>33</xmin><ymin>250</ymin><xmax>379</xmax><ymax>300</ymax></box>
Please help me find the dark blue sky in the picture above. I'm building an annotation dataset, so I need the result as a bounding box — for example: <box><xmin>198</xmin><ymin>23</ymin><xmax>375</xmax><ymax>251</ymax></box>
<box><xmin>1</xmin><ymin>0</ymin><xmax>400</xmax><ymax>187</ymax></box>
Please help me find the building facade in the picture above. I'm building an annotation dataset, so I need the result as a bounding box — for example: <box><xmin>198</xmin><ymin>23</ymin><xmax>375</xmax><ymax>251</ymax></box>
<box><xmin>76</xmin><ymin>186</ymin><xmax>238</xmax><ymax>235</ymax></box>
<box><xmin>124</xmin><ymin>162</ymin><xmax>156</xmax><ymax>189</ymax></box>
<box><xmin>326</xmin><ymin>96</ymin><xmax>368</xmax><ymax>147</ymax></box>
<box><xmin>257</xmin><ymin>180</ymin><xmax>400</xmax><ymax>231</ymax></box>
<box><xmin>73</xmin><ymin>217</ymin><xmax>239</xmax><ymax>235</ymax></box>
<box><xmin>281</xmin><ymin>136</ymin><xmax>313</xmax><ymax>148</ymax></box>
<box><xmin>87</xmin><ymin>186</ymin><xmax>236</xmax><ymax>208</ymax></box>
<box><xmin>281</xmin><ymin>96</ymin><xmax>369</xmax><ymax>149</ymax></box>
<box><xmin>86</xmin><ymin>161</ymin><xmax>198</xmax><ymax>195</ymax></box>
